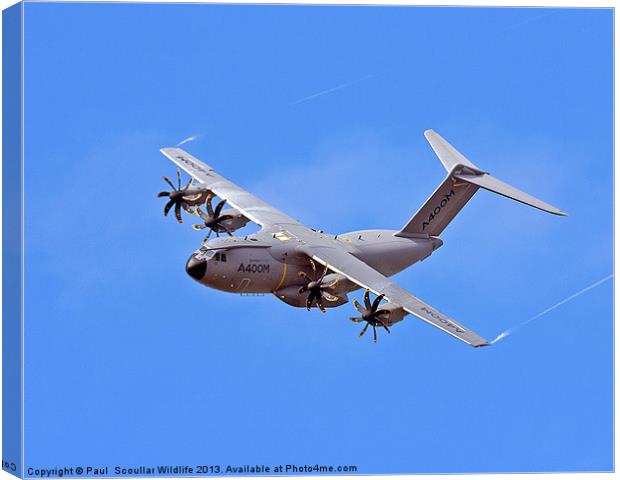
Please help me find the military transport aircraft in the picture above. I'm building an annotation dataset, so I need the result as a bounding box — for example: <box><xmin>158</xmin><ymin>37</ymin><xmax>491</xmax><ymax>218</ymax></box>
<box><xmin>158</xmin><ymin>130</ymin><xmax>566</xmax><ymax>347</ymax></box>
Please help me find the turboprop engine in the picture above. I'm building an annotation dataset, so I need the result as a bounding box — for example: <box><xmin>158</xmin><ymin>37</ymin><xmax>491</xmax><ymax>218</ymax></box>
<box><xmin>275</xmin><ymin>260</ymin><xmax>353</xmax><ymax>310</ymax></box>
<box><xmin>191</xmin><ymin>194</ymin><xmax>250</xmax><ymax>240</ymax></box>
<box><xmin>349</xmin><ymin>289</ymin><xmax>407</xmax><ymax>343</ymax></box>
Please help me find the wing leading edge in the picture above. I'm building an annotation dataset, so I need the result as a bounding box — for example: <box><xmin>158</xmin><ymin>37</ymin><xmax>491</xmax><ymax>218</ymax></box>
<box><xmin>160</xmin><ymin>147</ymin><xmax>300</xmax><ymax>228</ymax></box>
<box><xmin>300</xmin><ymin>245</ymin><xmax>490</xmax><ymax>348</ymax></box>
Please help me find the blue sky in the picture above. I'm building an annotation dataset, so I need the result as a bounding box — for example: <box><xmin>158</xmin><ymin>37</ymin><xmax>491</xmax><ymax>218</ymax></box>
<box><xmin>22</xmin><ymin>3</ymin><xmax>612</xmax><ymax>474</ymax></box>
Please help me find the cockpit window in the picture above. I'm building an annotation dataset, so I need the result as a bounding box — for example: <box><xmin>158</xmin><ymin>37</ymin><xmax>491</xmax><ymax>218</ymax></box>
<box><xmin>204</xmin><ymin>250</ymin><xmax>216</xmax><ymax>260</ymax></box>
<box><xmin>195</xmin><ymin>248</ymin><xmax>226</xmax><ymax>262</ymax></box>
<box><xmin>213</xmin><ymin>252</ymin><xmax>227</xmax><ymax>262</ymax></box>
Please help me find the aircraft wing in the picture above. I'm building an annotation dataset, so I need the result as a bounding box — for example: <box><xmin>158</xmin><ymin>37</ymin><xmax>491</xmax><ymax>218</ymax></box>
<box><xmin>299</xmin><ymin>245</ymin><xmax>490</xmax><ymax>348</ymax></box>
<box><xmin>160</xmin><ymin>147</ymin><xmax>301</xmax><ymax>228</ymax></box>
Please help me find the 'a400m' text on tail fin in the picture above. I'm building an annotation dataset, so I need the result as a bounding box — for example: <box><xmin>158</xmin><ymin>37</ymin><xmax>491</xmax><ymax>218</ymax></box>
<box><xmin>396</xmin><ymin>130</ymin><xmax>566</xmax><ymax>238</ymax></box>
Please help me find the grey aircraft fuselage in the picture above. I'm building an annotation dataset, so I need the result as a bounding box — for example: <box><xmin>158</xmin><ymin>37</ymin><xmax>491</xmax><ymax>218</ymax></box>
<box><xmin>186</xmin><ymin>226</ymin><xmax>443</xmax><ymax>308</ymax></box>
<box><xmin>163</xmin><ymin>129</ymin><xmax>566</xmax><ymax>347</ymax></box>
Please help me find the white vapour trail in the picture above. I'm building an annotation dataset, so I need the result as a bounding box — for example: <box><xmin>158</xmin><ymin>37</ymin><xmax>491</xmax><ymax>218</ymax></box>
<box><xmin>289</xmin><ymin>74</ymin><xmax>376</xmax><ymax>106</ymax></box>
<box><xmin>176</xmin><ymin>134</ymin><xmax>199</xmax><ymax>147</ymax></box>
<box><xmin>491</xmin><ymin>274</ymin><xmax>613</xmax><ymax>344</ymax></box>
<box><xmin>501</xmin><ymin>11</ymin><xmax>556</xmax><ymax>32</ymax></box>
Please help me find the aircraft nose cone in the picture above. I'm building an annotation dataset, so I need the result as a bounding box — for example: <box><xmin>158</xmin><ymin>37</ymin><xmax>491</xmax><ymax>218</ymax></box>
<box><xmin>186</xmin><ymin>255</ymin><xmax>207</xmax><ymax>281</ymax></box>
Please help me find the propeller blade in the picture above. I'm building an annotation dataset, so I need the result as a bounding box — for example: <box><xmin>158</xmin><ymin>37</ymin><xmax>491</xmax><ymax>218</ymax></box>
<box><xmin>306</xmin><ymin>295</ymin><xmax>313</xmax><ymax>311</ymax></box>
<box><xmin>176</xmin><ymin>167</ymin><xmax>182</xmax><ymax>189</ymax></box>
<box><xmin>364</xmin><ymin>289</ymin><xmax>372</xmax><ymax>310</ymax></box>
<box><xmin>184</xmin><ymin>176</ymin><xmax>193</xmax><ymax>190</ymax></box>
<box><xmin>349</xmin><ymin>316</ymin><xmax>363</xmax><ymax>323</ymax></box>
<box><xmin>157</xmin><ymin>191</ymin><xmax>170</xmax><ymax>198</ymax></box>
<box><xmin>319</xmin><ymin>263</ymin><xmax>329</xmax><ymax>282</ymax></box>
<box><xmin>163</xmin><ymin>199</ymin><xmax>175</xmax><ymax>216</ymax></box>
<box><xmin>174</xmin><ymin>203</ymin><xmax>183</xmax><ymax>223</ymax></box>
<box><xmin>316</xmin><ymin>299</ymin><xmax>326</xmax><ymax>314</ymax></box>
<box><xmin>162</xmin><ymin>176</ymin><xmax>176</xmax><ymax>191</ymax></box>
<box><xmin>371</xmin><ymin>293</ymin><xmax>386</xmax><ymax>312</ymax></box>
<box><xmin>205</xmin><ymin>194</ymin><xmax>215</xmax><ymax>217</ymax></box>
<box><xmin>214</xmin><ymin>199</ymin><xmax>227</xmax><ymax>217</ymax></box>
<box><xmin>298</xmin><ymin>285</ymin><xmax>307</xmax><ymax>294</ymax></box>
<box><xmin>372</xmin><ymin>325</ymin><xmax>377</xmax><ymax>344</ymax></box>
<box><xmin>353</xmin><ymin>298</ymin><xmax>365</xmax><ymax>314</ymax></box>
<box><xmin>195</xmin><ymin>206</ymin><xmax>210</xmax><ymax>221</ymax></box>
<box><xmin>182</xmin><ymin>203</ymin><xmax>196</xmax><ymax>215</ymax></box>
<box><xmin>192</xmin><ymin>224</ymin><xmax>207</xmax><ymax>230</ymax></box>
<box><xmin>379</xmin><ymin>320</ymin><xmax>391</xmax><ymax>334</ymax></box>
<box><xmin>310</xmin><ymin>290</ymin><xmax>320</xmax><ymax>310</ymax></box>
<box><xmin>359</xmin><ymin>323</ymin><xmax>370</xmax><ymax>337</ymax></box>
<box><xmin>309</xmin><ymin>258</ymin><xmax>317</xmax><ymax>275</ymax></box>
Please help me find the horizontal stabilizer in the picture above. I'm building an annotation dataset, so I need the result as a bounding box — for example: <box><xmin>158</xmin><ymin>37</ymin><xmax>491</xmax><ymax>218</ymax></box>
<box><xmin>454</xmin><ymin>172</ymin><xmax>567</xmax><ymax>216</ymax></box>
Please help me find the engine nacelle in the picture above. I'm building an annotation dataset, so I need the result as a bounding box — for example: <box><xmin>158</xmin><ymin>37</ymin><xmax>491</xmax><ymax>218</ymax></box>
<box><xmin>219</xmin><ymin>208</ymin><xmax>250</xmax><ymax>233</ymax></box>
<box><xmin>182</xmin><ymin>187</ymin><xmax>212</xmax><ymax>206</ymax></box>
<box><xmin>321</xmin><ymin>273</ymin><xmax>356</xmax><ymax>296</ymax></box>
<box><xmin>379</xmin><ymin>303</ymin><xmax>407</xmax><ymax>326</ymax></box>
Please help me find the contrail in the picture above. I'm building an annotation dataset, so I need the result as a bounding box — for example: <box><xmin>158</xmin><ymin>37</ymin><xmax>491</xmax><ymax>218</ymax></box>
<box><xmin>176</xmin><ymin>134</ymin><xmax>200</xmax><ymax>147</ymax></box>
<box><xmin>289</xmin><ymin>74</ymin><xmax>376</xmax><ymax>106</ymax></box>
<box><xmin>491</xmin><ymin>274</ymin><xmax>613</xmax><ymax>344</ymax></box>
<box><xmin>501</xmin><ymin>11</ymin><xmax>557</xmax><ymax>33</ymax></box>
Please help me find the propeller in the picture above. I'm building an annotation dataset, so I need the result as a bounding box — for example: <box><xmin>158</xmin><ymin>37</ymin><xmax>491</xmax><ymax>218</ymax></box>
<box><xmin>350</xmin><ymin>289</ymin><xmax>391</xmax><ymax>343</ymax></box>
<box><xmin>158</xmin><ymin>168</ymin><xmax>205</xmax><ymax>223</ymax></box>
<box><xmin>298</xmin><ymin>259</ymin><xmax>339</xmax><ymax>313</ymax></box>
<box><xmin>192</xmin><ymin>194</ymin><xmax>235</xmax><ymax>240</ymax></box>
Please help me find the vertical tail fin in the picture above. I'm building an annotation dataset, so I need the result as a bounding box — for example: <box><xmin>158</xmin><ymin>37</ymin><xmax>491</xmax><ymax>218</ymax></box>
<box><xmin>395</xmin><ymin>130</ymin><xmax>566</xmax><ymax>238</ymax></box>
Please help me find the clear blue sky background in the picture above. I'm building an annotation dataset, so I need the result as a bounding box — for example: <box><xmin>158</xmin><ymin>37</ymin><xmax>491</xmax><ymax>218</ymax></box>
<box><xmin>22</xmin><ymin>3</ymin><xmax>612</xmax><ymax>474</ymax></box>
